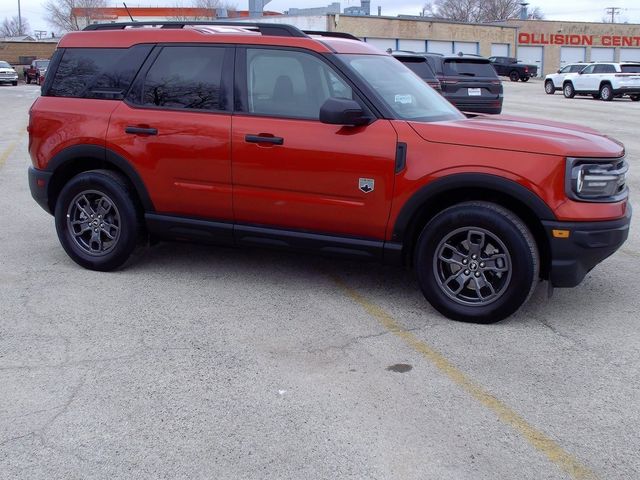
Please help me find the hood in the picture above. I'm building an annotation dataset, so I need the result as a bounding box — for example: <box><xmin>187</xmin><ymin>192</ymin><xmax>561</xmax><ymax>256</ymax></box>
<box><xmin>409</xmin><ymin>114</ymin><xmax>624</xmax><ymax>158</ymax></box>
<box><xmin>0</xmin><ymin>68</ymin><xmax>16</xmax><ymax>73</ymax></box>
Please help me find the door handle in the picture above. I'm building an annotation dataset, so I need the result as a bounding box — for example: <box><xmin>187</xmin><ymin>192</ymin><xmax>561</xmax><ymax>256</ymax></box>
<box><xmin>245</xmin><ymin>134</ymin><xmax>284</xmax><ymax>145</ymax></box>
<box><xmin>125</xmin><ymin>126</ymin><xmax>158</xmax><ymax>135</ymax></box>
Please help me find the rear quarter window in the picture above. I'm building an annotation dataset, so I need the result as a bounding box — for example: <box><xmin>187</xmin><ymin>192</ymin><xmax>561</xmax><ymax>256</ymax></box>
<box><xmin>48</xmin><ymin>45</ymin><xmax>152</xmax><ymax>99</ymax></box>
<box><xmin>621</xmin><ymin>65</ymin><xmax>640</xmax><ymax>73</ymax></box>
<box><xmin>444</xmin><ymin>60</ymin><xmax>497</xmax><ymax>77</ymax></box>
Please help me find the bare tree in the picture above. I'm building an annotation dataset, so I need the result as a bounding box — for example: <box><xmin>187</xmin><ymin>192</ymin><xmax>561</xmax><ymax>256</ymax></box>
<box><xmin>43</xmin><ymin>0</ymin><xmax>106</xmax><ymax>32</ymax></box>
<box><xmin>424</xmin><ymin>0</ymin><xmax>540</xmax><ymax>23</ymax></box>
<box><xmin>527</xmin><ymin>6</ymin><xmax>544</xmax><ymax>19</ymax></box>
<box><xmin>1</xmin><ymin>15</ymin><xmax>30</xmax><ymax>37</ymax></box>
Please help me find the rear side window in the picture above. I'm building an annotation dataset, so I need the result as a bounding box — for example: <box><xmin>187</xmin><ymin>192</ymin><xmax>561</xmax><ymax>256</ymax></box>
<box><xmin>140</xmin><ymin>46</ymin><xmax>227</xmax><ymax>111</ymax></box>
<box><xmin>444</xmin><ymin>60</ymin><xmax>497</xmax><ymax>77</ymax></box>
<box><xmin>48</xmin><ymin>45</ymin><xmax>152</xmax><ymax>99</ymax></box>
<box><xmin>397</xmin><ymin>58</ymin><xmax>437</xmax><ymax>80</ymax></box>
<box><xmin>621</xmin><ymin>64</ymin><xmax>640</xmax><ymax>73</ymax></box>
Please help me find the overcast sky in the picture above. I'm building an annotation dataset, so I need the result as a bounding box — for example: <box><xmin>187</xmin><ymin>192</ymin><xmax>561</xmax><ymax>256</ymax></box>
<box><xmin>2</xmin><ymin>0</ymin><xmax>639</xmax><ymax>37</ymax></box>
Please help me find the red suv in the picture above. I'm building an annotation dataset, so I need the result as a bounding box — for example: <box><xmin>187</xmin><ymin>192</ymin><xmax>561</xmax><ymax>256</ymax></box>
<box><xmin>28</xmin><ymin>22</ymin><xmax>631</xmax><ymax>323</ymax></box>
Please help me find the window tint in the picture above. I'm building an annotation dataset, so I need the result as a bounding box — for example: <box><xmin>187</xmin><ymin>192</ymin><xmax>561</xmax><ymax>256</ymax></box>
<box><xmin>443</xmin><ymin>60</ymin><xmax>497</xmax><ymax>77</ymax></box>
<box><xmin>49</xmin><ymin>46</ymin><xmax>151</xmax><ymax>99</ymax></box>
<box><xmin>621</xmin><ymin>64</ymin><xmax>640</xmax><ymax>73</ymax></box>
<box><xmin>559</xmin><ymin>65</ymin><xmax>571</xmax><ymax>73</ymax></box>
<box><xmin>594</xmin><ymin>64</ymin><xmax>616</xmax><ymax>73</ymax></box>
<box><xmin>581</xmin><ymin>65</ymin><xmax>596</xmax><ymax>74</ymax></box>
<box><xmin>245</xmin><ymin>48</ymin><xmax>353</xmax><ymax>119</ymax></box>
<box><xmin>570</xmin><ymin>65</ymin><xmax>585</xmax><ymax>72</ymax></box>
<box><xmin>140</xmin><ymin>46</ymin><xmax>226</xmax><ymax>111</ymax></box>
<box><xmin>397</xmin><ymin>58</ymin><xmax>437</xmax><ymax>80</ymax></box>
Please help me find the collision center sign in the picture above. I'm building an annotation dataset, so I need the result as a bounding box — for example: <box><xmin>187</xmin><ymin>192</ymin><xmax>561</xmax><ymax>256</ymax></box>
<box><xmin>519</xmin><ymin>32</ymin><xmax>640</xmax><ymax>47</ymax></box>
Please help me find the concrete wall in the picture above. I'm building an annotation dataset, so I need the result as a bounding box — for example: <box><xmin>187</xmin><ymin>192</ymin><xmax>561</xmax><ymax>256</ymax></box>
<box><xmin>504</xmin><ymin>20</ymin><xmax>640</xmax><ymax>75</ymax></box>
<box><xmin>0</xmin><ymin>41</ymin><xmax>58</xmax><ymax>65</ymax></box>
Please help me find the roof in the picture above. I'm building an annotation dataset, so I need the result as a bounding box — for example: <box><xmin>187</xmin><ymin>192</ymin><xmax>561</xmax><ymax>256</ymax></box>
<box><xmin>59</xmin><ymin>23</ymin><xmax>383</xmax><ymax>55</ymax></box>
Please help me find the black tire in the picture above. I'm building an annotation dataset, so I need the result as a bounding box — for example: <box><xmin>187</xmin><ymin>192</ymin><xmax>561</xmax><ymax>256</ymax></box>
<box><xmin>415</xmin><ymin>202</ymin><xmax>539</xmax><ymax>323</ymax></box>
<box><xmin>599</xmin><ymin>83</ymin><xmax>613</xmax><ymax>101</ymax></box>
<box><xmin>521</xmin><ymin>76</ymin><xmax>529</xmax><ymax>82</ymax></box>
<box><xmin>544</xmin><ymin>80</ymin><xmax>555</xmax><ymax>94</ymax></box>
<box><xmin>563</xmin><ymin>82</ymin><xmax>575</xmax><ymax>98</ymax></box>
<box><xmin>54</xmin><ymin>170</ymin><xmax>142</xmax><ymax>271</ymax></box>
<box><xmin>630</xmin><ymin>95</ymin><xmax>640</xmax><ymax>102</ymax></box>
<box><xmin>26</xmin><ymin>76</ymin><xmax>31</xmax><ymax>84</ymax></box>
<box><xmin>509</xmin><ymin>71</ymin><xmax>519</xmax><ymax>82</ymax></box>
<box><xmin>12</xmin><ymin>81</ymin><xmax>17</xmax><ymax>86</ymax></box>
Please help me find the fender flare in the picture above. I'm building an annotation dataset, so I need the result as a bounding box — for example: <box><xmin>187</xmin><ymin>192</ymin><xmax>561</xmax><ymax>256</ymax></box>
<box><xmin>46</xmin><ymin>144</ymin><xmax>155</xmax><ymax>212</ymax></box>
<box><xmin>391</xmin><ymin>173</ymin><xmax>556</xmax><ymax>243</ymax></box>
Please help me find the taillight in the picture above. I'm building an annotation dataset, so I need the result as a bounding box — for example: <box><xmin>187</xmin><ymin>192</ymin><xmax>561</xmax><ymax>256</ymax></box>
<box><xmin>524</xmin><ymin>67</ymin><xmax>528</xmax><ymax>73</ymax></box>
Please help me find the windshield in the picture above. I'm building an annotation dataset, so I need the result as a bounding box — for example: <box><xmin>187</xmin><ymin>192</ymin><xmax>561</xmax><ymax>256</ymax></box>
<box><xmin>35</xmin><ymin>60</ymin><xmax>49</xmax><ymax>68</ymax></box>
<box><xmin>340</xmin><ymin>54</ymin><xmax>463</xmax><ymax>122</ymax></box>
<box><xmin>0</xmin><ymin>61</ymin><xmax>11</xmax><ymax>68</ymax></box>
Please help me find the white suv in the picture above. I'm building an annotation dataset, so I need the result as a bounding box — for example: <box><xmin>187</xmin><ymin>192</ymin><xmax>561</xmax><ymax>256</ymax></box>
<box><xmin>544</xmin><ymin>63</ymin><xmax>588</xmax><ymax>94</ymax></box>
<box><xmin>561</xmin><ymin>62</ymin><xmax>640</xmax><ymax>101</ymax></box>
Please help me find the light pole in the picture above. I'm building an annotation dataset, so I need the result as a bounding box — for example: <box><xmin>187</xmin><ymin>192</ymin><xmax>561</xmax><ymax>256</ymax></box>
<box><xmin>18</xmin><ymin>0</ymin><xmax>23</xmax><ymax>35</ymax></box>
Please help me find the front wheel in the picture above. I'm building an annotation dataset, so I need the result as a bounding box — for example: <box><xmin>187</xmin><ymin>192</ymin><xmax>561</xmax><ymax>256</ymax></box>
<box><xmin>521</xmin><ymin>76</ymin><xmax>530</xmax><ymax>82</ymax></box>
<box><xmin>415</xmin><ymin>202</ymin><xmax>539</xmax><ymax>323</ymax></box>
<box><xmin>544</xmin><ymin>80</ymin><xmax>555</xmax><ymax>94</ymax></box>
<box><xmin>509</xmin><ymin>71</ymin><xmax>519</xmax><ymax>82</ymax></box>
<box><xmin>54</xmin><ymin>170</ymin><xmax>142</xmax><ymax>271</ymax></box>
<box><xmin>630</xmin><ymin>95</ymin><xmax>640</xmax><ymax>102</ymax></box>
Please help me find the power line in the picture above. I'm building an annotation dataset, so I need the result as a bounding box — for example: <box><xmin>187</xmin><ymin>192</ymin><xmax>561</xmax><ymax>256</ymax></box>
<box><xmin>606</xmin><ymin>6</ymin><xmax>621</xmax><ymax>22</ymax></box>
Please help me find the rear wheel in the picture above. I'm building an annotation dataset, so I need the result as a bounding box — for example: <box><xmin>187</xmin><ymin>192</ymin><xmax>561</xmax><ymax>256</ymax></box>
<box><xmin>600</xmin><ymin>83</ymin><xmax>613</xmax><ymax>101</ymax></box>
<box><xmin>55</xmin><ymin>170</ymin><xmax>142</xmax><ymax>271</ymax></box>
<box><xmin>630</xmin><ymin>95</ymin><xmax>640</xmax><ymax>102</ymax></box>
<box><xmin>544</xmin><ymin>80</ymin><xmax>555</xmax><ymax>94</ymax></box>
<box><xmin>521</xmin><ymin>76</ymin><xmax>529</xmax><ymax>82</ymax></box>
<box><xmin>509</xmin><ymin>71</ymin><xmax>519</xmax><ymax>82</ymax></box>
<box><xmin>11</xmin><ymin>81</ymin><xmax>17</xmax><ymax>86</ymax></box>
<box><xmin>563</xmin><ymin>82</ymin><xmax>575</xmax><ymax>98</ymax></box>
<box><xmin>414</xmin><ymin>202</ymin><xmax>539</xmax><ymax>323</ymax></box>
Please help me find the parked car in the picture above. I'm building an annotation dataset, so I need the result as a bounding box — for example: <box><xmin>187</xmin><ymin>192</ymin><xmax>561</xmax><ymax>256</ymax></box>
<box><xmin>397</xmin><ymin>53</ymin><xmax>503</xmax><ymax>114</ymax></box>
<box><xmin>562</xmin><ymin>62</ymin><xmax>640</xmax><ymax>101</ymax></box>
<box><xmin>391</xmin><ymin>52</ymin><xmax>442</xmax><ymax>92</ymax></box>
<box><xmin>0</xmin><ymin>61</ymin><xmax>19</xmax><ymax>86</ymax></box>
<box><xmin>28</xmin><ymin>22</ymin><xmax>630</xmax><ymax>323</ymax></box>
<box><xmin>488</xmin><ymin>56</ymin><xmax>538</xmax><ymax>82</ymax></box>
<box><xmin>544</xmin><ymin>63</ymin><xmax>590</xmax><ymax>94</ymax></box>
<box><xmin>23</xmin><ymin>59</ymin><xmax>49</xmax><ymax>85</ymax></box>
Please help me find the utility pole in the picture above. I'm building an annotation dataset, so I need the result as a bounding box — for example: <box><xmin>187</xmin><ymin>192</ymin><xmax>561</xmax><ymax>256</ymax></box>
<box><xmin>605</xmin><ymin>7</ymin><xmax>621</xmax><ymax>23</ymax></box>
<box><xmin>18</xmin><ymin>0</ymin><xmax>22</xmax><ymax>35</ymax></box>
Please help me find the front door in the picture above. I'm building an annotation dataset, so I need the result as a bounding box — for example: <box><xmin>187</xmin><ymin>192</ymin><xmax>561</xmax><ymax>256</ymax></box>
<box><xmin>231</xmin><ymin>47</ymin><xmax>398</xmax><ymax>240</ymax></box>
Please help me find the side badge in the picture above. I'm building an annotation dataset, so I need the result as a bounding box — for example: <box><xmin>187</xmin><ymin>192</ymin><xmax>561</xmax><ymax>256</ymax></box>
<box><xmin>359</xmin><ymin>178</ymin><xmax>375</xmax><ymax>193</ymax></box>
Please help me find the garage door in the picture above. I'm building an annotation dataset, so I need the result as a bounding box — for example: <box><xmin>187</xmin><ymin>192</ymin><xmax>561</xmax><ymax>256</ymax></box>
<box><xmin>620</xmin><ymin>48</ymin><xmax>640</xmax><ymax>62</ymax></box>
<box><xmin>398</xmin><ymin>39</ymin><xmax>426</xmax><ymax>53</ymax></box>
<box><xmin>517</xmin><ymin>46</ymin><xmax>543</xmax><ymax>77</ymax></box>
<box><xmin>364</xmin><ymin>38</ymin><xmax>396</xmax><ymax>52</ymax></box>
<box><xmin>590</xmin><ymin>47</ymin><xmax>615</xmax><ymax>62</ymax></box>
<box><xmin>560</xmin><ymin>47</ymin><xmax>586</xmax><ymax>67</ymax></box>
<box><xmin>491</xmin><ymin>43</ymin><xmax>510</xmax><ymax>57</ymax></box>
<box><xmin>427</xmin><ymin>40</ymin><xmax>453</xmax><ymax>55</ymax></box>
<box><xmin>454</xmin><ymin>42</ymin><xmax>478</xmax><ymax>55</ymax></box>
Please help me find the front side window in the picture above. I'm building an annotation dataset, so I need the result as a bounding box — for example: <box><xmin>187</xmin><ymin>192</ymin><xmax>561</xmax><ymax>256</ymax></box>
<box><xmin>141</xmin><ymin>46</ymin><xmax>226</xmax><ymax>111</ymax></box>
<box><xmin>244</xmin><ymin>48</ymin><xmax>353</xmax><ymax>119</ymax></box>
<box><xmin>559</xmin><ymin>65</ymin><xmax>571</xmax><ymax>73</ymax></box>
<box><xmin>341</xmin><ymin>54</ymin><xmax>463</xmax><ymax>122</ymax></box>
<box><xmin>570</xmin><ymin>65</ymin><xmax>585</xmax><ymax>72</ymax></box>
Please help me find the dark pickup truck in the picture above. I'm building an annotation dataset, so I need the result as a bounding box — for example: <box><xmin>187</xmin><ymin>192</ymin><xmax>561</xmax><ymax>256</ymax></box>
<box><xmin>488</xmin><ymin>56</ymin><xmax>537</xmax><ymax>82</ymax></box>
<box><xmin>23</xmin><ymin>59</ymin><xmax>49</xmax><ymax>85</ymax></box>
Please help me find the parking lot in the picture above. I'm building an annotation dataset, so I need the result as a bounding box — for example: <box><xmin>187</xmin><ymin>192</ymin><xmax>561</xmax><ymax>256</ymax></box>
<box><xmin>0</xmin><ymin>79</ymin><xmax>638</xmax><ymax>480</ymax></box>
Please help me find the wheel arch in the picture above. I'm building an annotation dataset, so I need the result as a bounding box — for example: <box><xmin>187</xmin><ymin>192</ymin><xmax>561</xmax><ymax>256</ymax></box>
<box><xmin>392</xmin><ymin>174</ymin><xmax>555</xmax><ymax>279</ymax></box>
<box><xmin>46</xmin><ymin>144</ymin><xmax>154</xmax><ymax>215</ymax></box>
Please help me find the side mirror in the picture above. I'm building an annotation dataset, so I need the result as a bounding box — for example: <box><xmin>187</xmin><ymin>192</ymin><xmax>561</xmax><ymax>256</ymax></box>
<box><xmin>320</xmin><ymin>98</ymin><xmax>371</xmax><ymax>126</ymax></box>
<box><xmin>578</xmin><ymin>70</ymin><xmax>583</xmax><ymax>75</ymax></box>
<box><xmin>557</xmin><ymin>69</ymin><xmax>561</xmax><ymax>73</ymax></box>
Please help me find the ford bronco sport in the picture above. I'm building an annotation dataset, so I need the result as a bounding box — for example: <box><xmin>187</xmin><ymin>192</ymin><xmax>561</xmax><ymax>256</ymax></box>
<box><xmin>28</xmin><ymin>22</ymin><xmax>631</xmax><ymax>323</ymax></box>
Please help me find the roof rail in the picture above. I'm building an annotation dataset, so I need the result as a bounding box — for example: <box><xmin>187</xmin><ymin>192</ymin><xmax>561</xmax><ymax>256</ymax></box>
<box><xmin>83</xmin><ymin>21</ymin><xmax>309</xmax><ymax>38</ymax></box>
<box><xmin>302</xmin><ymin>30</ymin><xmax>361</xmax><ymax>41</ymax></box>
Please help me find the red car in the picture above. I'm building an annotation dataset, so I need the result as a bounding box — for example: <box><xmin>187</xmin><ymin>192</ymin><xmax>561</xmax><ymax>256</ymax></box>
<box><xmin>28</xmin><ymin>22</ymin><xmax>631</xmax><ymax>323</ymax></box>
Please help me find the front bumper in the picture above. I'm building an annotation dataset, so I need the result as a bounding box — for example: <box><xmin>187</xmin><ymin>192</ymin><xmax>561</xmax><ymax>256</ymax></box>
<box><xmin>28</xmin><ymin>166</ymin><xmax>53</xmax><ymax>214</ymax></box>
<box><xmin>542</xmin><ymin>205</ymin><xmax>632</xmax><ymax>287</ymax></box>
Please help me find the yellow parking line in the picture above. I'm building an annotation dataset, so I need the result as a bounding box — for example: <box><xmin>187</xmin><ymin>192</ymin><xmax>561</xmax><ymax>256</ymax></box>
<box><xmin>0</xmin><ymin>139</ymin><xmax>18</xmax><ymax>170</ymax></box>
<box><xmin>332</xmin><ymin>276</ymin><xmax>597</xmax><ymax>480</ymax></box>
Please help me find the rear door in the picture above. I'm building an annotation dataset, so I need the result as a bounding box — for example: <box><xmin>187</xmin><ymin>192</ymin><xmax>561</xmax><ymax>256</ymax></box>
<box><xmin>231</xmin><ymin>47</ymin><xmax>397</xmax><ymax>240</ymax></box>
<box><xmin>107</xmin><ymin>45</ymin><xmax>234</xmax><ymax>221</ymax></box>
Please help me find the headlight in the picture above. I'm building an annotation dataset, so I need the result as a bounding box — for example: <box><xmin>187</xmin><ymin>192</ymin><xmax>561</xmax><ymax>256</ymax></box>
<box><xmin>566</xmin><ymin>157</ymin><xmax>628</xmax><ymax>202</ymax></box>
